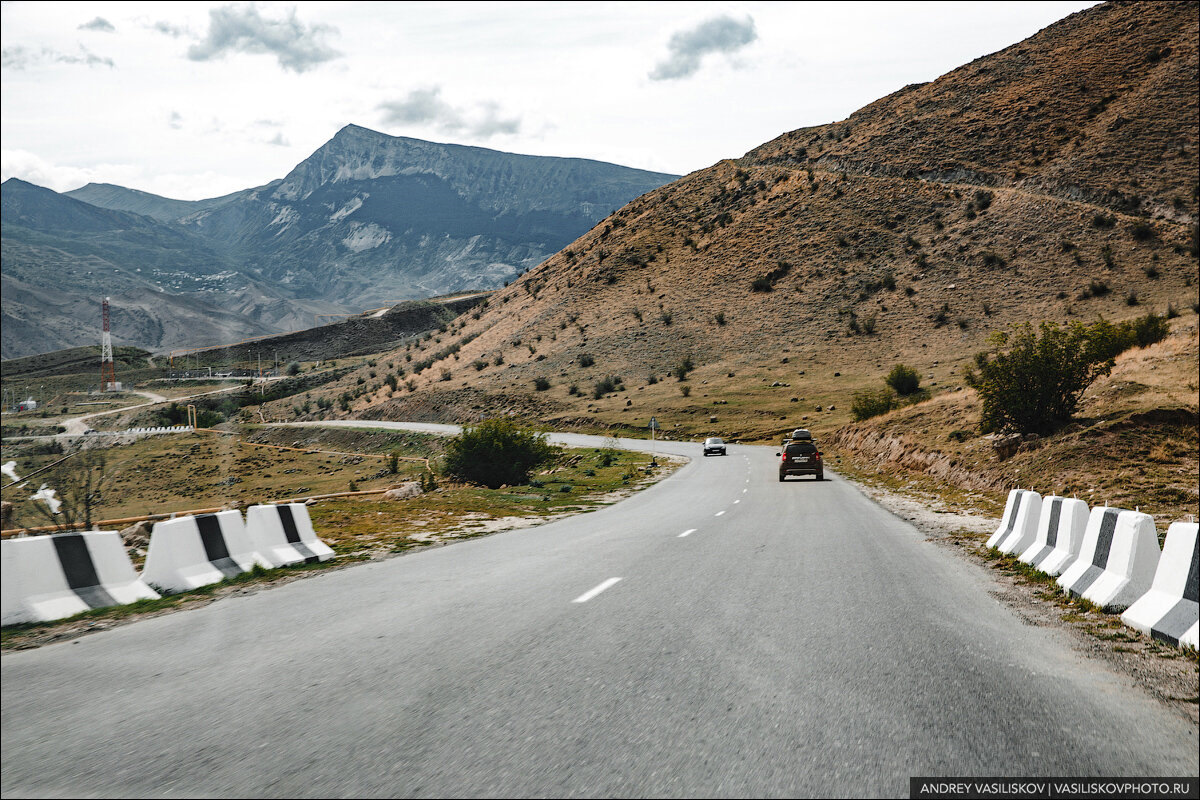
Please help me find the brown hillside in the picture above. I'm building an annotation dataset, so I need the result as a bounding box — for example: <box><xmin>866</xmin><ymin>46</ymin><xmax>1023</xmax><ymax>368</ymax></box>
<box><xmin>751</xmin><ymin>1</ymin><xmax>1199</xmax><ymax>220</ymax></box>
<box><xmin>275</xmin><ymin>1</ymin><xmax>1198</xmax><ymax>514</ymax></box>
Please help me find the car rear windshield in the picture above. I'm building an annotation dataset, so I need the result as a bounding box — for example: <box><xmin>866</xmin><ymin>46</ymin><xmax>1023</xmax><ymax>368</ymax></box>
<box><xmin>785</xmin><ymin>442</ymin><xmax>817</xmax><ymax>454</ymax></box>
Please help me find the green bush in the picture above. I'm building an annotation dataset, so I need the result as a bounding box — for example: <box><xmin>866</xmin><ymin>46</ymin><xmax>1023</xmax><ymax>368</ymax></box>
<box><xmin>964</xmin><ymin>321</ymin><xmax>1132</xmax><ymax>434</ymax></box>
<box><xmin>441</xmin><ymin>419</ymin><xmax>557</xmax><ymax>489</ymax></box>
<box><xmin>885</xmin><ymin>364</ymin><xmax>922</xmax><ymax>396</ymax></box>
<box><xmin>593</xmin><ymin>376</ymin><xmax>623</xmax><ymax>398</ymax></box>
<box><xmin>1129</xmin><ymin>312</ymin><xmax>1170</xmax><ymax>347</ymax></box>
<box><xmin>533</xmin><ymin>377</ymin><xmax>551</xmax><ymax>391</ymax></box>
<box><xmin>851</xmin><ymin>389</ymin><xmax>897</xmax><ymax>421</ymax></box>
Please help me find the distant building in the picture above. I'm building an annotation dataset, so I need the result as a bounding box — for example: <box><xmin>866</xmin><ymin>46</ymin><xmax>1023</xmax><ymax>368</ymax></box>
<box><xmin>17</xmin><ymin>398</ymin><xmax>37</xmax><ymax>412</ymax></box>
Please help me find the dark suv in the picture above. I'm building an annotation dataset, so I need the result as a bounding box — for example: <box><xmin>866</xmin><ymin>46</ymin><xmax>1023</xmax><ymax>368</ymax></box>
<box><xmin>778</xmin><ymin>439</ymin><xmax>823</xmax><ymax>481</ymax></box>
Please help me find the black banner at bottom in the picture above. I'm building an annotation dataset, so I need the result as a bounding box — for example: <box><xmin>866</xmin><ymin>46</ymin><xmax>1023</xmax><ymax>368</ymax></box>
<box><xmin>910</xmin><ymin>778</ymin><xmax>1199</xmax><ymax>800</ymax></box>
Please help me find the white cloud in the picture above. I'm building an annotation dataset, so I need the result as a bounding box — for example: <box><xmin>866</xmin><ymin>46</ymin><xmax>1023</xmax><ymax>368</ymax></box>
<box><xmin>378</xmin><ymin>87</ymin><xmax>521</xmax><ymax>139</ymax></box>
<box><xmin>150</xmin><ymin>20</ymin><xmax>190</xmax><ymax>38</ymax></box>
<box><xmin>186</xmin><ymin>3</ymin><xmax>341</xmax><ymax>73</ymax></box>
<box><xmin>1</xmin><ymin>44</ymin><xmax>114</xmax><ymax>70</ymax></box>
<box><xmin>2</xmin><ymin>150</ymin><xmax>96</xmax><ymax>192</ymax></box>
<box><xmin>168</xmin><ymin>111</ymin><xmax>183</xmax><ymax>130</ymax></box>
<box><xmin>78</xmin><ymin>17</ymin><xmax>116</xmax><ymax>34</ymax></box>
<box><xmin>649</xmin><ymin>15</ymin><xmax>757</xmax><ymax>81</ymax></box>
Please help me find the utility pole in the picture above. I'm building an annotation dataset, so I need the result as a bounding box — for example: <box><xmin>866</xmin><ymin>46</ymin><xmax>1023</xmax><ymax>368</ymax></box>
<box><xmin>100</xmin><ymin>297</ymin><xmax>118</xmax><ymax>391</ymax></box>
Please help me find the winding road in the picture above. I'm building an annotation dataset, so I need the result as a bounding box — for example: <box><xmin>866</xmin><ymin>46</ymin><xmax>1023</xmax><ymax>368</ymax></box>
<box><xmin>2</xmin><ymin>425</ymin><xmax>1196</xmax><ymax>797</ymax></box>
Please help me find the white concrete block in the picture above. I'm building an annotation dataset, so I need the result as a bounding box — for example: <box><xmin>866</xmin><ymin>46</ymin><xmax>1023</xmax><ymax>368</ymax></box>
<box><xmin>142</xmin><ymin>510</ymin><xmax>270</xmax><ymax>594</ymax></box>
<box><xmin>1027</xmin><ymin>496</ymin><xmax>1094</xmax><ymax>578</ymax></box>
<box><xmin>1</xmin><ymin>531</ymin><xmax>159</xmax><ymax>625</ymax></box>
<box><xmin>1058</xmin><ymin>508</ymin><xmax>1160</xmax><ymax>611</ymax></box>
<box><xmin>995</xmin><ymin>490</ymin><xmax>1041</xmax><ymax>555</ymax></box>
<box><xmin>1122</xmin><ymin>522</ymin><xmax>1198</xmax><ymax>647</ymax></box>
<box><xmin>245</xmin><ymin>503</ymin><xmax>334</xmax><ymax>568</ymax></box>
<box><xmin>987</xmin><ymin>490</ymin><xmax>1027</xmax><ymax>549</ymax></box>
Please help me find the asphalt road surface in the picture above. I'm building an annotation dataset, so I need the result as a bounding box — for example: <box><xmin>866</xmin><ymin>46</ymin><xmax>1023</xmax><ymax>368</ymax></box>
<box><xmin>3</xmin><ymin>427</ymin><xmax>1196</xmax><ymax>797</ymax></box>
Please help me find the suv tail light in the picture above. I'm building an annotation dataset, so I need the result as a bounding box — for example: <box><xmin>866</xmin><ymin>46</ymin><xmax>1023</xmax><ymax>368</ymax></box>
<box><xmin>815</xmin><ymin>452</ymin><xmax>822</xmax><ymax>460</ymax></box>
<box><xmin>781</xmin><ymin>453</ymin><xmax>788</xmax><ymax>463</ymax></box>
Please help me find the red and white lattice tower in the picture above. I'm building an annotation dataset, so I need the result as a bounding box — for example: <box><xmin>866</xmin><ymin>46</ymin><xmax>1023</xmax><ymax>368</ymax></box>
<box><xmin>100</xmin><ymin>297</ymin><xmax>118</xmax><ymax>391</ymax></box>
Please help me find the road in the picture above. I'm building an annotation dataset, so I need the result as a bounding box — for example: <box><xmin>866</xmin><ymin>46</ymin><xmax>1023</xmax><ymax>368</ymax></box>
<box><xmin>2</xmin><ymin>427</ymin><xmax>1196</xmax><ymax>797</ymax></box>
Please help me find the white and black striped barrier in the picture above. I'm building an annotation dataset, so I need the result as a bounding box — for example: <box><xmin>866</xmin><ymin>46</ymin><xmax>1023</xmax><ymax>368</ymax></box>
<box><xmin>1121</xmin><ymin>522</ymin><xmax>1199</xmax><ymax>648</ymax></box>
<box><xmin>1018</xmin><ymin>496</ymin><xmax>1089</xmax><ymax>576</ymax></box>
<box><xmin>246</xmin><ymin>503</ymin><xmax>335</xmax><ymax>568</ymax></box>
<box><xmin>1</xmin><ymin>531</ymin><xmax>160</xmax><ymax>625</ymax></box>
<box><xmin>989</xmin><ymin>489</ymin><xmax>1041</xmax><ymax>554</ymax></box>
<box><xmin>986</xmin><ymin>489</ymin><xmax>1026</xmax><ymax>549</ymax></box>
<box><xmin>1057</xmin><ymin>507</ymin><xmax>1161</xmax><ymax>611</ymax></box>
<box><xmin>142</xmin><ymin>511</ymin><xmax>271</xmax><ymax>594</ymax></box>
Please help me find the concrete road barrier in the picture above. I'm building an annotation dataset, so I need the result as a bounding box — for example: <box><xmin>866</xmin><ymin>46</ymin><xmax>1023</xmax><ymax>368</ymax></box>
<box><xmin>142</xmin><ymin>511</ymin><xmax>270</xmax><ymax>594</ymax></box>
<box><xmin>1121</xmin><ymin>522</ymin><xmax>1198</xmax><ymax>648</ymax></box>
<box><xmin>246</xmin><ymin>503</ymin><xmax>335</xmax><ymax>568</ymax></box>
<box><xmin>1</xmin><ymin>531</ymin><xmax>159</xmax><ymax>625</ymax></box>
<box><xmin>987</xmin><ymin>490</ymin><xmax>1031</xmax><ymax>549</ymax></box>
<box><xmin>993</xmin><ymin>490</ymin><xmax>1041</xmax><ymax>554</ymax></box>
<box><xmin>1057</xmin><ymin>507</ymin><xmax>1160</xmax><ymax>611</ymax></box>
<box><xmin>1020</xmin><ymin>496</ymin><xmax>1089</xmax><ymax>575</ymax></box>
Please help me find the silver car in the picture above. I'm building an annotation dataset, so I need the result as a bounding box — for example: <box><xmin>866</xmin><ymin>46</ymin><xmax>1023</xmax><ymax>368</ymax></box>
<box><xmin>703</xmin><ymin>437</ymin><xmax>727</xmax><ymax>456</ymax></box>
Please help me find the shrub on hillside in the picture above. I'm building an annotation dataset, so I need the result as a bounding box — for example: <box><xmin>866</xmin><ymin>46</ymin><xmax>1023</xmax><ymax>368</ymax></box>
<box><xmin>441</xmin><ymin>419</ymin><xmax>557</xmax><ymax>489</ymax></box>
<box><xmin>961</xmin><ymin>318</ymin><xmax>1162</xmax><ymax>435</ymax></box>
<box><xmin>885</xmin><ymin>364</ymin><xmax>922</xmax><ymax>396</ymax></box>
<box><xmin>593</xmin><ymin>376</ymin><xmax>624</xmax><ymax>399</ymax></box>
<box><xmin>851</xmin><ymin>389</ymin><xmax>897</xmax><ymax>422</ymax></box>
<box><xmin>672</xmin><ymin>355</ymin><xmax>695</xmax><ymax>381</ymax></box>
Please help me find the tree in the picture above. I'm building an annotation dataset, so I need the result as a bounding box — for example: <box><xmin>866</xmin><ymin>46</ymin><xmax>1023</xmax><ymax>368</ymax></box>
<box><xmin>441</xmin><ymin>419</ymin><xmax>557</xmax><ymax>489</ymax></box>
<box><xmin>24</xmin><ymin>450</ymin><xmax>120</xmax><ymax>531</ymax></box>
<box><xmin>963</xmin><ymin>322</ymin><xmax>1118</xmax><ymax>434</ymax></box>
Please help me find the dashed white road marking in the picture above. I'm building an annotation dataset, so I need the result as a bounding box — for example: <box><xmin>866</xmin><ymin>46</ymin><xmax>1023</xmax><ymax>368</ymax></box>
<box><xmin>678</xmin><ymin>529</ymin><xmax>697</xmax><ymax>538</ymax></box>
<box><xmin>572</xmin><ymin>578</ymin><xmax>622</xmax><ymax>603</ymax></box>
<box><xmin>734</xmin><ymin>500</ymin><xmax>740</xmax><ymax>504</ymax></box>
<box><xmin>742</xmin><ymin>488</ymin><xmax>748</xmax><ymax>494</ymax></box>
<box><xmin>715</xmin><ymin>510</ymin><xmax>726</xmax><ymax>517</ymax></box>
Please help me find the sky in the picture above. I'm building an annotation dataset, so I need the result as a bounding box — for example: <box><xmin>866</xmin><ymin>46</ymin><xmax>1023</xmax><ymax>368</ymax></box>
<box><xmin>1</xmin><ymin>1</ymin><xmax>1099</xmax><ymax>201</ymax></box>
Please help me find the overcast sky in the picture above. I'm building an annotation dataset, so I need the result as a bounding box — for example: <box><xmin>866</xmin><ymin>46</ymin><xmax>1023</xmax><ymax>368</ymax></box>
<box><xmin>1</xmin><ymin>1</ymin><xmax>1098</xmax><ymax>201</ymax></box>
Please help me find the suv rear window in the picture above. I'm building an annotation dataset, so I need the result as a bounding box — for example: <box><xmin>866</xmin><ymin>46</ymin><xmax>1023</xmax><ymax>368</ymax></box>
<box><xmin>784</xmin><ymin>442</ymin><xmax>817</xmax><ymax>455</ymax></box>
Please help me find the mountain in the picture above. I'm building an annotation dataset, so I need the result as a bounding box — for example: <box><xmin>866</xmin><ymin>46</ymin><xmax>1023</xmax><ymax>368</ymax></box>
<box><xmin>3</xmin><ymin>130</ymin><xmax>677</xmax><ymax>358</ymax></box>
<box><xmin>66</xmin><ymin>183</ymin><xmax>246</xmax><ymax>223</ymax></box>
<box><xmin>122</xmin><ymin>125</ymin><xmax>676</xmax><ymax>305</ymax></box>
<box><xmin>0</xmin><ymin>178</ymin><xmax>317</xmax><ymax>359</ymax></box>
<box><xmin>332</xmin><ymin>1</ymin><xmax>1196</xmax><ymax>443</ymax></box>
